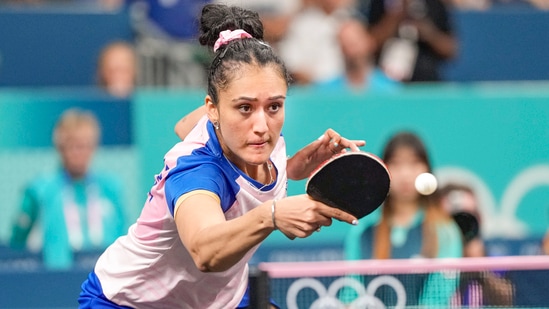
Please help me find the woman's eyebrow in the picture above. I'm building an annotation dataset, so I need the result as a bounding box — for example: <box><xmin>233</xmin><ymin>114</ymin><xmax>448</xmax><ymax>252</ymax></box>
<box><xmin>232</xmin><ymin>95</ymin><xmax>286</xmax><ymax>102</ymax></box>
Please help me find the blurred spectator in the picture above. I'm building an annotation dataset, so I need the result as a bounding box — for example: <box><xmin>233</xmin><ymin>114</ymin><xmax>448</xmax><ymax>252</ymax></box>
<box><xmin>276</xmin><ymin>0</ymin><xmax>356</xmax><ymax>85</ymax></box>
<box><xmin>343</xmin><ymin>131</ymin><xmax>462</xmax><ymax>306</ymax></box>
<box><xmin>124</xmin><ymin>0</ymin><xmax>211</xmax><ymax>88</ymax></box>
<box><xmin>446</xmin><ymin>0</ymin><xmax>491</xmax><ymax>10</ymax></box>
<box><xmin>96</xmin><ymin>41</ymin><xmax>137</xmax><ymax>98</ymax></box>
<box><xmin>9</xmin><ymin>108</ymin><xmax>126</xmax><ymax>269</ymax></box>
<box><xmin>315</xmin><ymin>17</ymin><xmax>402</xmax><ymax>92</ymax></box>
<box><xmin>438</xmin><ymin>183</ymin><xmax>483</xmax><ymax>257</ymax></box>
<box><xmin>448</xmin><ymin>0</ymin><xmax>549</xmax><ymax>10</ymax></box>
<box><xmin>362</xmin><ymin>0</ymin><xmax>458</xmax><ymax>82</ymax></box>
<box><xmin>528</xmin><ymin>0</ymin><xmax>549</xmax><ymax>9</ymax></box>
<box><xmin>346</xmin><ymin>131</ymin><xmax>463</xmax><ymax>260</ymax></box>
<box><xmin>124</xmin><ymin>0</ymin><xmax>212</xmax><ymax>40</ymax></box>
<box><xmin>438</xmin><ymin>183</ymin><xmax>514</xmax><ymax>307</ymax></box>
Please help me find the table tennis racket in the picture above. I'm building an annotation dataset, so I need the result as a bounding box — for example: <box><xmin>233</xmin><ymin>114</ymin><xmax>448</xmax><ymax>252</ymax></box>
<box><xmin>306</xmin><ymin>151</ymin><xmax>391</xmax><ymax>219</ymax></box>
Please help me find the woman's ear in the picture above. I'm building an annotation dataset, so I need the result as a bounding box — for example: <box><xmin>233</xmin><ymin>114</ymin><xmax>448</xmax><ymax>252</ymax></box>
<box><xmin>205</xmin><ymin>95</ymin><xmax>219</xmax><ymax>123</ymax></box>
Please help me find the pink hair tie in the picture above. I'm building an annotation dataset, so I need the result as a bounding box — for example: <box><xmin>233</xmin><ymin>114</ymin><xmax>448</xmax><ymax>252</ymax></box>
<box><xmin>213</xmin><ymin>29</ymin><xmax>253</xmax><ymax>52</ymax></box>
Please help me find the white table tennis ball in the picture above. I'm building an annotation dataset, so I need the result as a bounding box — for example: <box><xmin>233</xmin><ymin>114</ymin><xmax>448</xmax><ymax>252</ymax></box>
<box><xmin>415</xmin><ymin>172</ymin><xmax>438</xmax><ymax>195</ymax></box>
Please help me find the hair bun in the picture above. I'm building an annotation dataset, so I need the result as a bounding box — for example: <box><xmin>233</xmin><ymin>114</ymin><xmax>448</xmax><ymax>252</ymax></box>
<box><xmin>198</xmin><ymin>4</ymin><xmax>264</xmax><ymax>50</ymax></box>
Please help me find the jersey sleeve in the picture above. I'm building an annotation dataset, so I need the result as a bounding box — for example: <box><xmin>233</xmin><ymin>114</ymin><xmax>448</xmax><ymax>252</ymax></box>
<box><xmin>164</xmin><ymin>163</ymin><xmax>235</xmax><ymax>217</ymax></box>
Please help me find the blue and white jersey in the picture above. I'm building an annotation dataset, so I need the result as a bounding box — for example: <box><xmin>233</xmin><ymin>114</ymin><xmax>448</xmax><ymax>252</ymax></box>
<box><xmin>85</xmin><ymin>115</ymin><xmax>288</xmax><ymax>308</ymax></box>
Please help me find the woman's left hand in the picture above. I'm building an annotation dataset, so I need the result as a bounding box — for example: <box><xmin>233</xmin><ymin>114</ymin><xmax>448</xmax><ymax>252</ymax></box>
<box><xmin>287</xmin><ymin>128</ymin><xmax>366</xmax><ymax>180</ymax></box>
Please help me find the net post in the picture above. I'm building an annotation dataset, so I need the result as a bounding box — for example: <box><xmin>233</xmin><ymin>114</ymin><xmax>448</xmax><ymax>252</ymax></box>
<box><xmin>249</xmin><ymin>266</ymin><xmax>271</xmax><ymax>309</ymax></box>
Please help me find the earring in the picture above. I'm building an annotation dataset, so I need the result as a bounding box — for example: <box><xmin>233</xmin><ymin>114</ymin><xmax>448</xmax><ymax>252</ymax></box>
<box><xmin>213</xmin><ymin>121</ymin><xmax>219</xmax><ymax>130</ymax></box>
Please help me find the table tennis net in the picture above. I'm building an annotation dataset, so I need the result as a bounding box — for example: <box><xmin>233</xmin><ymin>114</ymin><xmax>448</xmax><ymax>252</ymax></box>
<box><xmin>253</xmin><ymin>255</ymin><xmax>549</xmax><ymax>309</ymax></box>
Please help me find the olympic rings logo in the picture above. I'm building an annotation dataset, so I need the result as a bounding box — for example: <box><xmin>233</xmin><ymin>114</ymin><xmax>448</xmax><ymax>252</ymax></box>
<box><xmin>286</xmin><ymin>275</ymin><xmax>406</xmax><ymax>309</ymax></box>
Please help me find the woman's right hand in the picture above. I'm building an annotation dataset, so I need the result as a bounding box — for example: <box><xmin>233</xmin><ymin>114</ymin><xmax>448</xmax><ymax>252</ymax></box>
<box><xmin>273</xmin><ymin>195</ymin><xmax>358</xmax><ymax>239</ymax></box>
<box><xmin>286</xmin><ymin>128</ymin><xmax>365</xmax><ymax>180</ymax></box>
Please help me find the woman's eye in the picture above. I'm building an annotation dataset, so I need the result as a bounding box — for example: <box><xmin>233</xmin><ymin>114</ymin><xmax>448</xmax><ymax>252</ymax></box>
<box><xmin>238</xmin><ymin>105</ymin><xmax>251</xmax><ymax>113</ymax></box>
<box><xmin>269</xmin><ymin>103</ymin><xmax>282</xmax><ymax>112</ymax></box>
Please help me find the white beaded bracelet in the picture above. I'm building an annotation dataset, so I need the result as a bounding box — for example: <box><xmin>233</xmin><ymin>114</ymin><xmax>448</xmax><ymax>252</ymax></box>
<box><xmin>271</xmin><ymin>199</ymin><xmax>278</xmax><ymax>230</ymax></box>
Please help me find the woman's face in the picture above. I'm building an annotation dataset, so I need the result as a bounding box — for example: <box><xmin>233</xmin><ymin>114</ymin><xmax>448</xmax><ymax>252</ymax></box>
<box><xmin>100</xmin><ymin>45</ymin><xmax>136</xmax><ymax>97</ymax></box>
<box><xmin>386</xmin><ymin>146</ymin><xmax>429</xmax><ymax>202</ymax></box>
<box><xmin>208</xmin><ymin>64</ymin><xmax>287</xmax><ymax>169</ymax></box>
<box><xmin>58</xmin><ymin>125</ymin><xmax>98</xmax><ymax>179</ymax></box>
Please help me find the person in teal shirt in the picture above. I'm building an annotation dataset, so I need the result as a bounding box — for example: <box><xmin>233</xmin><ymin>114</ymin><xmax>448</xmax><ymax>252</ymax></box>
<box><xmin>345</xmin><ymin>131</ymin><xmax>462</xmax><ymax>261</ymax></box>
<box><xmin>343</xmin><ymin>131</ymin><xmax>463</xmax><ymax>307</ymax></box>
<box><xmin>10</xmin><ymin>108</ymin><xmax>126</xmax><ymax>269</ymax></box>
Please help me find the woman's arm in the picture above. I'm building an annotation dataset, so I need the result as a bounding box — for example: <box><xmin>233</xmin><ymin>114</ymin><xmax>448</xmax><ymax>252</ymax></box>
<box><xmin>412</xmin><ymin>18</ymin><xmax>458</xmax><ymax>59</ymax></box>
<box><xmin>368</xmin><ymin>0</ymin><xmax>406</xmax><ymax>52</ymax></box>
<box><xmin>175</xmin><ymin>192</ymin><xmax>357</xmax><ymax>272</ymax></box>
<box><xmin>174</xmin><ymin>105</ymin><xmax>206</xmax><ymax>140</ymax></box>
<box><xmin>175</xmin><ymin>192</ymin><xmax>273</xmax><ymax>272</ymax></box>
<box><xmin>478</xmin><ymin>271</ymin><xmax>514</xmax><ymax>306</ymax></box>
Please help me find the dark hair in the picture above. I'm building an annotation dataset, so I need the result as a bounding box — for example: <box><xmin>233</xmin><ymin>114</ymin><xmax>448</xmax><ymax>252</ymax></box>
<box><xmin>198</xmin><ymin>4</ymin><xmax>291</xmax><ymax>104</ymax></box>
<box><xmin>382</xmin><ymin>131</ymin><xmax>432</xmax><ymax>172</ymax></box>
<box><xmin>381</xmin><ymin>130</ymin><xmax>432</xmax><ymax>211</ymax></box>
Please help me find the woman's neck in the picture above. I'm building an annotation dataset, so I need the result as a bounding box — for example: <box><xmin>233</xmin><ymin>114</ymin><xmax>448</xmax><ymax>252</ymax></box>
<box><xmin>223</xmin><ymin>152</ymin><xmax>273</xmax><ymax>185</ymax></box>
<box><xmin>345</xmin><ymin>60</ymin><xmax>371</xmax><ymax>86</ymax></box>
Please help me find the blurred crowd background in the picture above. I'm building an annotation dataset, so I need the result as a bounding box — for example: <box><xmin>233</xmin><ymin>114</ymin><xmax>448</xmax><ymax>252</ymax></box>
<box><xmin>1</xmin><ymin>0</ymin><xmax>548</xmax><ymax>90</ymax></box>
<box><xmin>1</xmin><ymin>0</ymin><xmax>549</xmax><ymax>308</ymax></box>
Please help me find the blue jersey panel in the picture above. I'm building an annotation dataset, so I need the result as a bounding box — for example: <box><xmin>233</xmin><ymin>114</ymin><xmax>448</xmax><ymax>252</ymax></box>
<box><xmin>165</xmin><ymin>160</ymin><xmax>238</xmax><ymax>216</ymax></box>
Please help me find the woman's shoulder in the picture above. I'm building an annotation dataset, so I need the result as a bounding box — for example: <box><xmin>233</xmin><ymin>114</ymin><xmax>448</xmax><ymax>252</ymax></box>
<box><xmin>164</xmin><ymin>117</ymin><xmax>219</xmax><ymax>166</ymax></box>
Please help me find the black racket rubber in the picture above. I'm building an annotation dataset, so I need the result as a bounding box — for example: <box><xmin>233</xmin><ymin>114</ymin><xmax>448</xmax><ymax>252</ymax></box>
<box><xmin>306</xmin><ymin>152</ymin><xmax>390</xmax><ymax>219</ymax></box>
